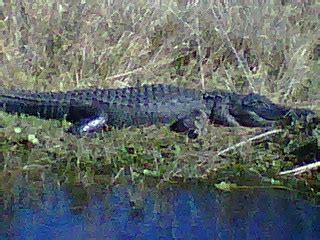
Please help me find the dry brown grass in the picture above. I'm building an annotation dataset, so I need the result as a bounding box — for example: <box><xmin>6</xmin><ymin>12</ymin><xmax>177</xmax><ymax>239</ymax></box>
<box><xmin>1</xmin><ymin>0</ymin><xmax>318</xmax><ymax>105</ymax></box>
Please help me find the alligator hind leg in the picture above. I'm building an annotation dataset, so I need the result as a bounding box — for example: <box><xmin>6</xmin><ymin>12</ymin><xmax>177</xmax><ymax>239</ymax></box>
<box><xmin>67</xmin><ymin>114</ymin><xmax>108</xmax><ymax>135</ymax></box>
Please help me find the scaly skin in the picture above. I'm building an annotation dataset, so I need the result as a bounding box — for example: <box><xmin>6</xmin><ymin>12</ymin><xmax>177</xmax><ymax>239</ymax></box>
<box><xmin>0</xmin><ymin>84</ymin><xmax>316</xmax><ymax>136</ymax></box>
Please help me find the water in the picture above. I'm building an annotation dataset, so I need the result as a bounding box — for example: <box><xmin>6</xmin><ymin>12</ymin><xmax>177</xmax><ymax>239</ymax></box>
<box><xmin>0</xmin><ymin>173</ymin><xmax>319</xmax><ymax>240</ymax></box>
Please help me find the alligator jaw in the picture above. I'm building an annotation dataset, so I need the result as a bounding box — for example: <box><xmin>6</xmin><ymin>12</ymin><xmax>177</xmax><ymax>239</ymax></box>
<box><xmin>241</xmin><ymin>93</ymin><xmax>316</xmax><ymax>121</ymax></box>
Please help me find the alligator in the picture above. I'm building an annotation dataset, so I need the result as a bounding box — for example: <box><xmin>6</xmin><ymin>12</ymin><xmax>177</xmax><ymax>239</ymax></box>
<box><xmin>0</xmin><ymin>84</ymin><xmax>316</xmax><ymax>138</ymax></box>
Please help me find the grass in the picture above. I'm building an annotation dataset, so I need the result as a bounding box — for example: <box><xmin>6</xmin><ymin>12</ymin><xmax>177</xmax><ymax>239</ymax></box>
<box><xmin>0</xmin><ymin>0</ymin><xmax>319</xmax><ymax>200</ymax></box>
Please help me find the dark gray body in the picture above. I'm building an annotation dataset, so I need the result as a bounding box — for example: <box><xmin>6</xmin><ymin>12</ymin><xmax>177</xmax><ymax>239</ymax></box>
<box><xmin>0</xmin><ymin>84</ymin><xmax>316</xmax><ymax>136</ymax></box>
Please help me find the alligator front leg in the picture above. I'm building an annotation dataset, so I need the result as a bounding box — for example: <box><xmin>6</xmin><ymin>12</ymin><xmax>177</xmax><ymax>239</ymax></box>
<box><xmin>169</xmin><ymin>110</ymin><xmax>209</xmax><ymax>139</ymax></box>
<box><xmin>208</xmin><ymin>94</ymin><xmax>241</xmax><ymax>127</ymax></box>
<box><xmin>67</xmin><ymin>114</ymin><xmax>108</xmax><ymax>135</ymax></box>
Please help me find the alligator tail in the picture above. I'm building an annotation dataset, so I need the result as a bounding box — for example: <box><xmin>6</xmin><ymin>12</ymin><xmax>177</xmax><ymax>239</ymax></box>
<box><xmin>0</xmin><ymin>91</ymin><xmax>71</xmax><ymax>120</ymax></box>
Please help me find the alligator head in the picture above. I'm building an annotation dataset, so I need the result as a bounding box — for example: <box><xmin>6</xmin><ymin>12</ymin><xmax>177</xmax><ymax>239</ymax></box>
<box><xmin>242</xmin><ymin>93</ymin><xmax>316</xmax><ymax>121</ymax></box>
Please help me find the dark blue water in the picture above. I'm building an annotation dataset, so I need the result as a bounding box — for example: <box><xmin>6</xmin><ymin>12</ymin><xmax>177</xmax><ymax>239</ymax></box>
<box><xmin>0</xmin><ymin>175</ymin><xmax>319</xmax><ymax>240</ymax></box>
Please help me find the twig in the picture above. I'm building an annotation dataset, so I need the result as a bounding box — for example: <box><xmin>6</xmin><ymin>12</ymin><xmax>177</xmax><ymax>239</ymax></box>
<box><xmin>104</xmin><ymin>67</ymin><xmax>144</xmax><ymax>81</ymax></box>
<box><xmin>217</xmin><ymin>129</ymin><xmax>283</xmax><ymax>157</ymax></box>
<box><xmin>195</xmin><ymin>16</ymin><xmax>205</xmax><ymax>90</ymax></box>
<box><xmin>279</xmin><ymin>161</ymin><xmax>320</xmax><ymax>176</ymax></box>
<box><xmin>168</xmin><ymin>7</ymin><xmax>206</xmax><ymax>90</ymax></box>
<box><xmin>282</xmin><ymin>45</ymin><xmax>308</xmax><ymax>102</ymax></box>
<box><xmin>210</xmin><ymin>5</ymin><xmax>254</xmax><ymax>92</ymax></box>
<box><xmin>111</xmin><ymin>167</ymin><xmax>124</xmax><ymax>185</ymax></box>
<box><xmin>103</xmin><ymin>57</ymin><xmax>175</xmax><ymax>82</ymax></box>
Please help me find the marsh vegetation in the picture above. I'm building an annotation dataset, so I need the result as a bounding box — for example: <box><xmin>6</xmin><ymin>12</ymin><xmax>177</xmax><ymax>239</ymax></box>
<box><xmin>0</xmin><ymin>0</ymin><xmax>319</xmax><ymax>200</ymax></box>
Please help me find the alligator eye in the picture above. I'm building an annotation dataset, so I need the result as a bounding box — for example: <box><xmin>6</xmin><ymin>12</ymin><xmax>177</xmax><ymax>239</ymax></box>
<box><xmin>251</xmin><ymin>100</ymin><xmax>259</xmax><ymax>106</ymax></box>
<box><xmin>244</xmin><ymin>99</ymin><xmax>258</xmax><ymax>107</ymax></box>
<box><xmin>261</xmin><ymin>101</ymin><xmax>271</xmax><ymax>110</ymax></box>
<box><xmin>203</xmin><ymin>92</ymin><xmax>215</xmax><ymax>100</ymax></box>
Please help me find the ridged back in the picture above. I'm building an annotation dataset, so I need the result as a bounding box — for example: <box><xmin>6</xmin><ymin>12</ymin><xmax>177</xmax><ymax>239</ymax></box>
<box><xmin>0</xmin><ymin>84</ymin><xmax>206</xmax><ymax>125</ymax></box>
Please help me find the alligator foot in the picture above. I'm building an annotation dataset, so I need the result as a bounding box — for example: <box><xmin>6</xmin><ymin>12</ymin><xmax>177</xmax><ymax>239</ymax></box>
<box><xmin>67</xmin><ymin>114</ymin><xmax>108</xmax><ymax>135</ymax></box>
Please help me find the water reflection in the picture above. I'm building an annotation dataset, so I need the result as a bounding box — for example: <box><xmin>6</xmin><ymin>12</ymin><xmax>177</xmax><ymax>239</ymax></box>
<box><xmin>0</xmin><ymin>171</ymin><xmax>319</xmax><ymax>239</ymax></box>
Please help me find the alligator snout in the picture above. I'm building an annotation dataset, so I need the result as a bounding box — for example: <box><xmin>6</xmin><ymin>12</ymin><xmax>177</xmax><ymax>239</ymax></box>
<box><xmin>241</xmin><ymin>93</ymin><xmax>315</xmax><ymax>121</ymax></box>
